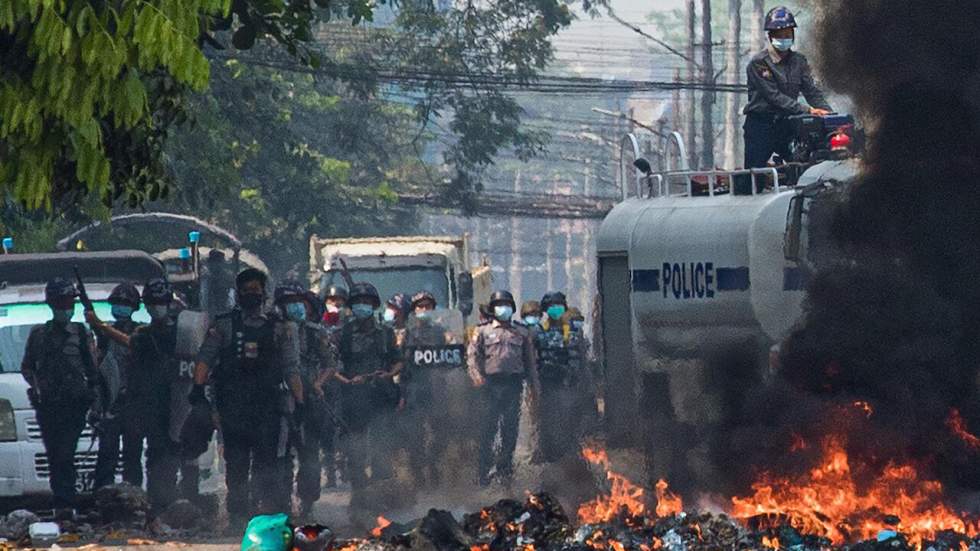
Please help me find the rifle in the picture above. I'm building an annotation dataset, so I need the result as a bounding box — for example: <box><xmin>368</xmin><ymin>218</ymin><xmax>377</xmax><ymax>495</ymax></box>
<box><xmin>336</xmin><ymin>257</ymin><xmax>356</xmax><ymax>290</ymax></box>
<box><xmin>73</xmin><ymin>266</ymin><xmax>94</xmax><ymax>312</ymax></box>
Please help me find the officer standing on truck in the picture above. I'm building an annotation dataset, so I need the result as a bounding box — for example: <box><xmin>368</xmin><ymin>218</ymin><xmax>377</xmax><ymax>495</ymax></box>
<box><xmin>21</xmin><ymin>278</ymin><xmax>100</xmax><ymax>512</ymax></box>
<box><xmin>467</xmin><ymin>290</ymin><xmax>539</xmax><ymax>487</ymax></box>
<box><xmin>191</xmin><ymin>269</ymin><xmax>304</xmax><ymax>529</ymax></box>
<box><xmin>91</xmin><ymin>282</ymin><xmax>144</xmax><ymax>490</ymax></box>
<box><xmin>274</xmin><ymin>280</ymin><xmax>337</xmax><ymax>517</ymax></box>
<box><xmin>535</xmin><ymin>292</ymin><xmax>589</xmax><ymax>464</ymax></box>
<box><xmin>336</xmin><ymin>282</ymin><xmax>402</xmax><ymax>511</ymax></box>
<box><xmin>743</xmin><ymin>6</ymin><xmax>832</xmax><ymax>168</ymax></box>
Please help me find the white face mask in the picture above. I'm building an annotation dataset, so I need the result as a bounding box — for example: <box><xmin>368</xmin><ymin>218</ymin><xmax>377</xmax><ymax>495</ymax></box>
<box><xmin>326</xmin><ymin>304</ymin><xmax>340</xmax><ymax>314</ymax></box>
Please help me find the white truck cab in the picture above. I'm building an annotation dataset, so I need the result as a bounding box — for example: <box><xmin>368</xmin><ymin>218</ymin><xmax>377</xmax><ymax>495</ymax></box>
<box><xmin>0</xmin><ymin>251</ymin><xmax>161</xmax><ymax>497</ymax></box>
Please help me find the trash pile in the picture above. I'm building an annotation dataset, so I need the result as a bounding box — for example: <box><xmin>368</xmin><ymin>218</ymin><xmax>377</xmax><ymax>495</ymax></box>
<box><xmin>331</xmin><ymin>492</ymin><xmax>980</xmax><ymax>551</ymax></box>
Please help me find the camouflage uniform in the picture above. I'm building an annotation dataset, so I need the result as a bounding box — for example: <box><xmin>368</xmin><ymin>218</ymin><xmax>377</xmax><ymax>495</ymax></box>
<box><xmin>337</xmin><ymin>317</ymin><xmax>401</xmax><ymax>497</ymax></box>
<box><xmin>21</xmin><ymin>321</ymin><xmax>99</xmax><ymax>507</ymax></box>
<box><xmin>293</xmin><ymin>320</ymin><xmax>337</xmax><ymax>508</ymax></box>
<box><xmin>535</xmin><ymin>321</ymin><xmax>589</xmax><ymax>463</ymax></box>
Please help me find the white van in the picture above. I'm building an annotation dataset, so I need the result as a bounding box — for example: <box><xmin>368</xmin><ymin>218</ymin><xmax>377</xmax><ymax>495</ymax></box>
<box><xmin>0</xmin><ymin>251</ymin><xmax>163</xmax><ymax>497</ymax></box>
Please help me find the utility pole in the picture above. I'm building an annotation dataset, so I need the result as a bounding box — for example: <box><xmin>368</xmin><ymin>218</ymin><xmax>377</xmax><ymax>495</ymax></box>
<box><xmin>700</xmin><ymin>0</ymin><xmax>715</xmax><ymax>169</ymax></box>
<box><xmin>751</xmin><ymin>0</ymin><xmax>766</xmax><ymax>50</ymax></box>
<box><xmin>724</xmin><ymin>0</ymin><xmax>743</xmax><ymax>168</ymax></box>
<box><xmin>685</xmin><ymin>0</ymin><xmax>698</xmax><ymax>169</ymax></box>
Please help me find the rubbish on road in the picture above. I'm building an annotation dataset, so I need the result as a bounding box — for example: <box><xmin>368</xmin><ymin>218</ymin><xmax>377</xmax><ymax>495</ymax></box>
<box><xmin>28</xmin><ymin>521</ymin><xmax>60</xmax><ymax>547</ymax></box>
<box><xmin>0</xmin><ymin>509</ymin><xmax>40</xmax><ymax>541</ymax></box>
<box><xmin>241</xmin><ymin>513</ymin><xmax>292</xmax><ymax>551</ymax></box>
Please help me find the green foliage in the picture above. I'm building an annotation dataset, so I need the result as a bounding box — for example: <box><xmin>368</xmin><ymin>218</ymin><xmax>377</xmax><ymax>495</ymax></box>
<box><xmin>374</xmin><ymin>0</ymin><xmax>581</xmax><ymax>207</ymax></box>
<box><xmin>0</xmin><ymin>0</ymin><xmax>228</xmax><ymax>210</ymax></box>
<box><xmin>162</xmin><ymin>56</ymin><xmax>424</xmax><ymax>272</ymax></box>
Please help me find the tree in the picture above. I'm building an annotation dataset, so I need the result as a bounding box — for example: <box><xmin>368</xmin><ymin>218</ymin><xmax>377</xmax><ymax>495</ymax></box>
<box><xmin>162</xmin><ymin>54</ymin><xmax>425</xmax><ymax>273</ymax></box>
<box><xmin>0</xmin><ymin>0</ymin><xmax>226</xmax><ymax>211</ymax></box>
<box><xmin>685</xmin><ymin>0</ymin><xmax>698</xmax><ymax>169</ymax></box>
<box><xmin>700</xmin><ymin>0</ymin><xmax>714</xmax><ymax>169</ymax></box>
<box><xmin>723</xmin><ymin>0</ymin><xmax>742</xmax><ymax>168</ymax></box>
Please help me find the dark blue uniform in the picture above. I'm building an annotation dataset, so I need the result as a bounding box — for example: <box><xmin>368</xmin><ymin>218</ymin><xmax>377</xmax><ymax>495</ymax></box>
<box><xmin>743</xmin><ymin>47</ymin><xmax>832</xmax><ymax>168</ymax></box>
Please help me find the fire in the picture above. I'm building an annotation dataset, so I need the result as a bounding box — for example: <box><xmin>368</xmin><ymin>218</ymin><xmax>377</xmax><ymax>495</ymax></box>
<box><xmin>761</xmin><ymin>536</ymin><xmax>781</xmax><ymax>549</ymax></box>
<box><xmin>946</xmin><ymin>408</ymin><xmax>980</xmax><ymax>451</ymax></box>
<box><xmin>654</xmin><ymin>479</ymin><xmax>683</xmax><ymax>517</ymax></box>
<box><xmin>370</xmin><ymin>516</ymin><xmax>392</xmax><ymax>538</ymax></box>
<box><xmin>730</xmin><ymin>436</ymin><xmax>977</xmax><ymax>547</ymax></box>
<box><xmin>578</xmin><ymin>445</ymin><xmax>683</xmax><ymax>524</ymax></box>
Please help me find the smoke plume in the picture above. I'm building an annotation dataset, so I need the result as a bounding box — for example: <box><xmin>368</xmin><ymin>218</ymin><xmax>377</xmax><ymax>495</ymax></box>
<box><xmin>712</xmin><ymin>0</ymin><xmax>980</xmax><ymax>493</ymax></box>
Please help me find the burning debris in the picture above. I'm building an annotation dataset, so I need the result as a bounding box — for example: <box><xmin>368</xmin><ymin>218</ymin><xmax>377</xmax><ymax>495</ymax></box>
<box><xmin>331</xmin><ymin>447</ymin><xmax>980</xmax><ymax>551</ymax></box>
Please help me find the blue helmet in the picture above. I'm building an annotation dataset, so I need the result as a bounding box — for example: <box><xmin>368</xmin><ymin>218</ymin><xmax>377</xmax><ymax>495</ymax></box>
<box><xmin>765</xmin><ymin>6</ymin><xmax>797</xmax><ymax>31</ymax></box>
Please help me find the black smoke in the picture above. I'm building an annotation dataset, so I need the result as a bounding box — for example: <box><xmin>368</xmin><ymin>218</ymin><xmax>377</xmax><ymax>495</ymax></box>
<box><xmin>711</xmin><ymin>0</ymin><xmax>980</xmax><ymax>494</ymax></box>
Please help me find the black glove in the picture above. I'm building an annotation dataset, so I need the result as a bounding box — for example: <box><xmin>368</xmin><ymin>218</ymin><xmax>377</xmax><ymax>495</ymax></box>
<box><xmin>188</xmin><ymin>384</ymin><xmax>208</xmax><ymax>406</ymax></box>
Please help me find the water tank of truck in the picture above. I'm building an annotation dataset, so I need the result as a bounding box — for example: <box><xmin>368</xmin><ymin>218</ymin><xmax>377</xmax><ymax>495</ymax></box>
<box><xmin>595</xmin><ymin>160</ymin><xmax>859</xmax><ymax>357</ymax></box>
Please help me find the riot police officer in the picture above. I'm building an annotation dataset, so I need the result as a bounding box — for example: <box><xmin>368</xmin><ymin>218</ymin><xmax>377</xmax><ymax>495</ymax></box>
<box><xmin>274</xmin><ymin>280</ymin><xmax>337</xmax><ymax>517</ymax></box>
<box><xmin>192</xmin><ymin>269</ymin><xmax>303</xmax><ymax>529</ymax></box>
<box><xmin>743</xmin><ymin>6</ymin><xmax>832</xmax><ymax>168</ymax></box>
<box><xmin>21</xmin><ymin>278</ymin><xmax>100</xmax><ymax>510</ymax></box>
<box><xmin>519</xmin><ymin>300</ymin><xmax>542</xmax><ymax>330</ymax></box>
<box><xmin>467</xmin><ymin>290</ymin><xmax>539</xmax><ymax>487</ymax></box>
<box><xmin>87</xmin><ymin>279</ymin><xmax>184</xmax><ymax>514</ymax></box>
<box><xmin>535</xmin><ymin>291</ymin><xmax>588</xmax><ymax>463</ymax></box>
<box><xmin>402</xmin><ymin>291</ymin><xmax>454</xmax><ymax>489</ymax></box>
<box><xmin>336</xmin><ymin>282</ymin><xmax>402</xmax><ymax>510</ymax></box>
<box><xmin>92</xmin><ymin>282</ymin><xmax>144</xmax><ymax>489</ymax></box>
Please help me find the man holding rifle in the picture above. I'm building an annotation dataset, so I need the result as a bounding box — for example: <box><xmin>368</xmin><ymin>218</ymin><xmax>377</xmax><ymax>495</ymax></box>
<box><xmin>21</xmin><ymin>278</ymin><xmax>100</xmax><ymax>513</ymax></box>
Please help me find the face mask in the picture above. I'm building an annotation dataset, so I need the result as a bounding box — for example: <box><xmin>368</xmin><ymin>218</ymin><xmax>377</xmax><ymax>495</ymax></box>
<box><xmin>52</xmin><ymin>309</ymin><xmax>74</xmax><ymax>323</ymax></box>
<box><xmin>383</xmin><ymin>308</ymin><xmax>397</xmax><ymax>323</ymax></box>
<box><xmin>494</xmin><ymin>305</ymin><xmax>514</xmax><ymax>321</ymax></box>
<box><xmin>111</xmin><ymin>304</ymin><xmax>134</xmax><ymax>319</ymax></box>
<box><xmin>285</xmin><ymin>302</ymin><xmax>307</xmax><ymax>322</ymax></box>
<box><xmin>416</xmin><ymin>310</ymin><xmax>432</xmax><ymax>320</ymax></box>
<box><xmin>351</xmin><ymin>303</ymin><xmax>375</xmax><ymax>320</ymax></box>
<box><xmin>523</xmin><ymin>315</ymin><xmax>540</xmax><ymax>326</ymax></box>
<box><xmin>771</xmin><ymin>37</ymin><xmax>794</xmax><ymax>52</ymax></box>
<box><xmin>326</xmin><ymin>304</ymin><xmax>341</xmax><ymax>314</ymax></box>
<box><xmin>546</xmin><ymin>305</ymin><xmax>566</xmax><ymax>321</ymax></box>
<box><xmin>239</xmin><ymin>292</ymin><xmax>264</xmax><ymax>310</ymax></box>
<box><xmin>571</xmin><ymin>320</ymin><xmax>584</xmax><ymax>331</ymax></box>
<box><xmin>147</xmin><ymin>304</ymin><xmax>169</xmax><ymax>321</ymax></box>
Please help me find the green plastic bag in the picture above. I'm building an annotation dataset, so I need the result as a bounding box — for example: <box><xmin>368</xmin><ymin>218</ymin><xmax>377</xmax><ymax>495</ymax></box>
<box><xmin>241</xmin><ymin>513</ymin><xmax>293</xmax><ymax>551</ymax></box>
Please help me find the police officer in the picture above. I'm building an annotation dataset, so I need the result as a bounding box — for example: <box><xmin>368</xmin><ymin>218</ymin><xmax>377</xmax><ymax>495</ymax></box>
<box><xmin>336</xmin><ymin>282</ymin><xmax>402</xmax><ymax>510</ymax></box>
<box><xmin>402</xmin><ymin>291</ymin><xmax>454</xmax><ymax>488</ymax></box>
<box><xmin>21</xmin><ymin>278</ymin><xmax>99</xmax><ymax>511</ymax></box>
<box><xmin>383</xmin><ymin>293</ymin><xmax>410</xmax><ymax>343</ymax></box>
<box><xmin>743</xmin><ymin>6</ymin><xmax>832</xmax><ymax>168</ymax></box>
<box><xmin>87</xmin><ymin>279</ymin><xmax>184</xmax><ymax>514</ymax></box>
<box><xmin>191</xmin><ymin>269</ymin><xmax>304</xmax><ymax>529</ymax></box>
<box><xmin>519</xmin><ymin>300</ymin><xmax>543</xmax><ymax>330</ymax></box>
<box><xmin>321</xmin><ymin>285</ymin><xmax>349</xmax><ymax>329</ymax></box>
<box><xmin>467</xmin><ymin>290</ymin><xmax>539</xmax><ymax>487</ymax></box>
<box><xmin>535</xmin><ymin>292</ymin><xmax>588</xmax><ymax>464</ymax></box>
<box><xmin>274</xmin><ymin>280</ymin><xmax>337</xmax><ymax>517</ymax></box>
<box><xmin>92</xmin><ymin>283</ymin><xmax>144</xmax><ymax>489</ymax></box>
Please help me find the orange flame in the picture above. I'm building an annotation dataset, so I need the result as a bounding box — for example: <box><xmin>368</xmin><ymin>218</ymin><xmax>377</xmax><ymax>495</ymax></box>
<box><xmin>370</xmin><ymin>516</ymin><xmax>392</xmax><ymax>538</ymax></box>
<box><xmin>946</xmin><ymin>408</ymin><xmax>980</xmax><ymax>451</ymax></box>
<box><xmin>730</xmin><ymin>436</ymin><xmax>977</xmax><ymax>547</ymax></box>
<box><xmin>578</xmin><ymin>445</ymin><xmax>683</xmax><ymax>524</ymax></box>
<box><xmin>761</xmin><ymin>536</ymin><xmax>781</xmax><ymax>549</ymax></box>
<box><xmin>654</xmin><ymin>479</ymin><xmax>683</xmax><ymax>517</ymax></box>
<box><xmin>853</xmin><ymin>400</ymin><xmax>873</xmax><ymax>418</ymax></box>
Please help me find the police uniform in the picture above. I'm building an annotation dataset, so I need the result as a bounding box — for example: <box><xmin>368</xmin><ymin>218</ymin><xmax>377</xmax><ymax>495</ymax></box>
<box><xmin>129</xmin><ymin>321</ymin><xmax>182</xmax><ymax>512</ymax></box>
<box><xmin>21</xmin><ymin>321</ymin><xmax>98</xmax><ymax>507</ymax></box>
<box><xmin>467</xmin><ymin>316</ymin><xmax>538</xmax><ymax>483</ymax></box>
<box><xmin>743</xmin><ymin>8</ymin><xmax>832</xmax><ymax>168</ymax></box>
<box><xmin>337</xmin><ymin>316</ymin><xmax>401</xmax><ymax>495</ymax></box>
<box><xmin>196</xmin><ymin>309</ymin><xmax>300</xmax><ymax>519</ymax></box>
<box><xmin>535</xmin><ymin>320</ymin><xmax>589</xmax><ymax>463</ymax></box>
<box><xmin>93</xmin><ymin>317</ymin><xmax>144</xmax><ymax>489</ymax></box>
<box><xmin>293</xmin><ymin>319</ymin><xmax>337</xmax><ymax>509</ymax></box>
<box><xmin>401</xmin><ymin>316</ymin><xmax>456</xmax><ymax>488</ymax></box>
